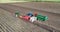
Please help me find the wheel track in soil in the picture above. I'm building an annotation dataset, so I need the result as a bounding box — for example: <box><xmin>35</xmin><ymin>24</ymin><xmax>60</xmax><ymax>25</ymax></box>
<box><xmin>0</xmin><ymin>9</ymin><xmax>16</xmax><ymax>32</ymax></box>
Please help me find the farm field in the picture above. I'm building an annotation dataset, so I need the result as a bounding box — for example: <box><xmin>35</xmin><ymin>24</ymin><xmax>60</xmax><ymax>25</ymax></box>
<box><xmin>0</xmin><ymin>2</ymin><xmax>60</xmax><ymax>32</ymax></box>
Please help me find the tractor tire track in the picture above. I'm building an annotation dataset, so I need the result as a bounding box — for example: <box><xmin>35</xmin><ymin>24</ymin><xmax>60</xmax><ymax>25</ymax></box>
<box><xmin>0</xmin><ymin>23</ymin><xmax>5</xmax><ymax>32</ymax></box>
<box><xmin>0</xmin><ymin>9</ymin><xmax>16</xmax><ymax>32</ymax></box>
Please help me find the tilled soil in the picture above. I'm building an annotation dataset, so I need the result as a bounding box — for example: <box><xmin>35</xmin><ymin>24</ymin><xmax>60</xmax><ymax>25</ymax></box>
<box><xmin>0</xmin><ymin>6</ymin><xmax>49</xmax><ymax>32</ymax></box>
<box><xmin>0</xmin><ymin>2</ymin><xmax>60</xmax><ymax>32</ymax></box>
